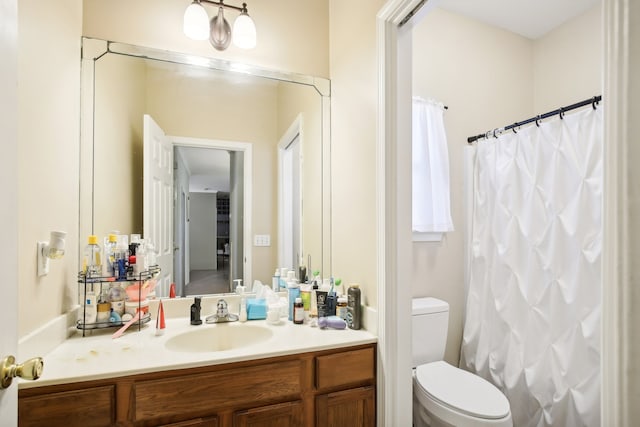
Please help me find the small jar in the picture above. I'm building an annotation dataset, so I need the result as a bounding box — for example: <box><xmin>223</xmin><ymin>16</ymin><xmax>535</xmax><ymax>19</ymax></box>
<box><xmin>293</xmin><ymin>297</ymin><xmax>304</xmax><ymax>324</ymax></box>
<box><xmin>96</xmin><ymin>302</ymin><xmax>111</xmax><ymax>327</ymax></box>
<box><xmin>336</xmin><ymin>296</ymin><xmax>348</xmax><ymax>321</ymax></box>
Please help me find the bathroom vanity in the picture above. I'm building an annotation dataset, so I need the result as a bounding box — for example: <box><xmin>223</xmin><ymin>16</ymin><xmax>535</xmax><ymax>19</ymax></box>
<box><xmin>17</xmin><ymin>318</ymin><xmax>376</xmax><ymax>427</ymax></box>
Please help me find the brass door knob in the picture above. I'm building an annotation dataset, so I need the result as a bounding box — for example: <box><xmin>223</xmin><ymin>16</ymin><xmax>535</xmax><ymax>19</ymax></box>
<box><xmin>1</xmin><ymin>355</ymin><xmax>44</xmax><ymax>389</ymax></box>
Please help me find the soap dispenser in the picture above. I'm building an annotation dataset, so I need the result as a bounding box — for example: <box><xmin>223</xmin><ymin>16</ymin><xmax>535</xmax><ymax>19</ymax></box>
<box><xmin>190</xmin><ymin>296</ymin><xmax>203</xmax><ymax>325</ymax></box>
<box><xmin>234</xmin><ymin>279</ymin><xmax>245</xmax><ymax>295</ymax></box>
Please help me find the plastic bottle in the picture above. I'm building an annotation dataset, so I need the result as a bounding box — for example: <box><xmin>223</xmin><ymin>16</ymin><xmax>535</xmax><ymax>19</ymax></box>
<box><xmin>279</xmin><ymin>268</ymin><xmax>289</xmax><ymax>291</ymax></box>
<box><xmin>136</xmin><ymin>239</ymin><xmax>148</xmax><ymax>273</ymax></box>
<box><xmin>298</xmin><ymin>258</ymin><xmax>307</xmax><ymax>284</ymax></box>
<box><xmin>300</xmin><ymin>284</ymin><xmax>312</xmax><ymax>320</ymax></box>
<box><xmin>114</xmin><ymin>240</ymin><xmax>129</xmax><ymax>280</ymax></box>
<box><xmin>80</xmin><ymin>291</ymin><xmax>97</xmax><ymax>325</ymax></box>
<box><xmin>234</xmin><ymin>279</ymin><xmax>245</xmax><ymax>294</ymax></box>
<box><xmin>347</xmin><ymin>284</ymin><xmax>361</xmax><ymax>330</ymax></box>
<box><xmin>293</xmin><ymin>297</ymin><xmax>304</xmax><ymax>324</ymax></box>
<box><xmin>239</xmin><ymin>298</ymin><xmax>247</xmax><ymax>322</ymax></box>
<box><xmin>83</xmin><ymin>235</ymin><xmax>103</xmax><ymax>278</ymax></box>
<box><xmin>337</xmin><ymin>296</ymin><xmax>348</xmax><ymax>321</ymax></box>
<box><xmin>272</xmin><ymin>269</ymin><xmax>280</xmax><ymax>292</ymax></box>
<box><xmin>108</xmin><ymin>283</ymin><xmax>126</xmax><ymax>315</ymax></box>
<box><xmin>287</xmin><ymin>281</ymin><xmax>300</xmax><ymax>321</ymax></box>
<box><xmin>104</xmin><ymin>233</ymin><xmax>118</xmax><ymax>277</ymax></box>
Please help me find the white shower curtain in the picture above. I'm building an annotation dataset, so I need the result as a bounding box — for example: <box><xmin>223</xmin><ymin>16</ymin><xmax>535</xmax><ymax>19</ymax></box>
<box><xmin>460</xmin><ymin>106</ymin><xmax>603</xmax><ymax>427</ymax></box>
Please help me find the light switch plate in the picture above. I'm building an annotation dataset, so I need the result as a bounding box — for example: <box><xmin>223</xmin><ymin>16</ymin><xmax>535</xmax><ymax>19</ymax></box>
<box><xmin>254</xmin><ymin>234</ymin><xmax>271</xmax><ymax>247</ymax></box>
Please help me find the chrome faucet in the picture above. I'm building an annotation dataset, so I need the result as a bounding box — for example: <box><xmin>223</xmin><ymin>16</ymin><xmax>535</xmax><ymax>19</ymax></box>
<box><xmin>205</xmin><ymin>299</ymin><xmax>239</xmax><ymax>323</ymax></box>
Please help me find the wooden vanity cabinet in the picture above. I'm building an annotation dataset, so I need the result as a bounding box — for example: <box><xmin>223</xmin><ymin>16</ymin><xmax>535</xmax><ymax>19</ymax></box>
<box><xmin>18</xmin><ymin>343</ymin><xmax>376</xmax><ymax>427</ymax></box>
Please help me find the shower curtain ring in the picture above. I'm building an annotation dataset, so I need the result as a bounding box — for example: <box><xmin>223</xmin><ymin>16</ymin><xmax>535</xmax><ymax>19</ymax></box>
<box><xmin>592</xmin><ymin>97</ymin><xmax>598</xmax><ymax>109</ymax></box>
<box><xmin>512</xmin><ymin>123</ymin><xmax>518</xmax><ymax>134</ymax></box>
<box><xmin>493</xmin><ymin>129</ymin><xmax>498</xmax><ymax>138</ymax></box>
<box><xmin>535</xmin><ymin>115</ymin><xmax>541</xmax><ymax>127</ymax></box>
<box><xmin>559</xmin><ymin>107</ymin><xmax>564</xmax><ymax>119</ymax></box>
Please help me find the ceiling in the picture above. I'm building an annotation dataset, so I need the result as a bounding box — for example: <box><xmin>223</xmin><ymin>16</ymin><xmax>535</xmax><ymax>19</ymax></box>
<box><xmin>177</xmin><ymin>146</ymin><xmax>230</xmax><ymax>193</ymax></box>
<box><xmin>438</xmin><ymin>0</ymin><xmax>600</xmax><ymax>39</ymax></box>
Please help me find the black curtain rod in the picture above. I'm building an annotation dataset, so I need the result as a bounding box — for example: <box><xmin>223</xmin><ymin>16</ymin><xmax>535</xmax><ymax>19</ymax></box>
<box><xmin>467</xmin><ymin>95</ymin><xmax>602</xmax><ymax>144</ymax></box>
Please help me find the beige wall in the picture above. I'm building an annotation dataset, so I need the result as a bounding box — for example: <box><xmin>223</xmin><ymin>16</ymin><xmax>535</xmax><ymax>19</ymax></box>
<box><xmin>18</xmin><ymin>0</ymin><xmax>82</xmax><ymax>337</ymax></box>
<box><xmin>329</xmin><ymin>0</ymin><xmax>385</xmax><ymax>307</ymax></box>
<box><xmin>411</xmin><ymin>5</ymin><xmax>602</xmax><ymax>365</ymax></box>
<box><xmin>533</xmin><ymin>6</ymin><xmax>603</xmax><ymax>112</ymax></box>
<box><xmin>93</xmin><ymin>54</ymin><xmax>146</xmax><ymax>240</ymax></box>
<box><xmin>412</xmin><ymin>8</ymin><xmax>534</xmax><ymax>366</ymax></box>
<box><xmin>82</xmin><ymin>0</ymin><xmax>330</xmax><ymax>78</ymax></box>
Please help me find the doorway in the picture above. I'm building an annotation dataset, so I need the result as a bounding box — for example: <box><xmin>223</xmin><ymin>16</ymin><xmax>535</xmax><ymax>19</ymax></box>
<box><xmin>171</xmin><ymin>137</ymin><xmax>252</xmax><ymax>296</ymax></box>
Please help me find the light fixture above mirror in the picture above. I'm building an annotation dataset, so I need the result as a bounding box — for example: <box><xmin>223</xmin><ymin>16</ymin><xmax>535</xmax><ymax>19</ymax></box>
<box><xmin>183</xmin><ymin>0</ymin><xmax>257</xmax><ymax>51</ymax></box>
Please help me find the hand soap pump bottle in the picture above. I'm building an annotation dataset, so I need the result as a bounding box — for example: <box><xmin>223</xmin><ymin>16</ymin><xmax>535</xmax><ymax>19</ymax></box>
<box><xmin>190</xmin><ymin>296</ymin><xmax>203</xmax><ymax>325</ymax></box>
<box><xmin>234</xmin><ymin>279</ymin><xmax>245</xmax><ymax>294</ymax></box>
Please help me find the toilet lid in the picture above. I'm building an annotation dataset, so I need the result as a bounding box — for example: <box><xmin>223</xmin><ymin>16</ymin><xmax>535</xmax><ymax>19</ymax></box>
<box><xmin>415</xmin><ymin>361</ymin><xmax>510</xmax><ymax>420</ymax></box>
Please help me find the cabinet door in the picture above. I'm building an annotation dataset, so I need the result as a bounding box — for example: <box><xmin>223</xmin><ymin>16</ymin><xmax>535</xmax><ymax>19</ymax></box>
<box><xmin>159</xmin><ymin>416</ymin><xmax>218</xmax><ymax>427</ymax></box>
<box><xmin>316</xmin><ymin>386</ymin><xmax>375</xmax><ymax>427</ymax></box>
<box><xmin>19</xmin><ymin>385</ymin><xmax>115</xmax><ymax>427</ymax></box>
<box><xmin>233</xmin><ymin>400</ymin><xmax>304</xmax><ymax>427</ymax></box>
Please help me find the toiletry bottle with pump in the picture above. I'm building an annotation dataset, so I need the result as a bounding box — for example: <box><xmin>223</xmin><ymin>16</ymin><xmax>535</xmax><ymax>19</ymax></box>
<box><xmin>347</xmin><ymin>284</ymin><xmax>362</xmax><ymax>330</ymax></box>
<box><xmin>83</xmin><ymin>235</ymin><xmax>103</xmax><ymax>278</ymax></box>
<box><xmin>234</xmin><ymin>279</ymin><xmax>245</xmax><ymax>294</ymax></box>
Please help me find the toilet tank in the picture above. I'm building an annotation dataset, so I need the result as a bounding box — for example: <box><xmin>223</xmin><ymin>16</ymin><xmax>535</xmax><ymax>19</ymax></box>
<box><xmin>412</xmin><ymin>297</ymin><xmax>449</xmax><ymax>367</ymax></box>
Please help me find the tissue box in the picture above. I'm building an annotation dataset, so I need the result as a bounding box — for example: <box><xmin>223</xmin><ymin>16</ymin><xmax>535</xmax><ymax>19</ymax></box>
<box><xmin>247</xmin><ymin>298</ymin><xmax>267</xmax><ymax>320</ymax></box>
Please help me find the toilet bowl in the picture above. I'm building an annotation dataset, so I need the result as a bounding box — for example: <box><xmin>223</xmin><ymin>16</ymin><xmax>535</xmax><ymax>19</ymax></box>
<box><xmin>411</xmin><ymin>298</ymin><xmax>512</xmax><ymax>427</ymax></box>
<box><xmin>413</xmin><ymin>361</ymin><xmax>512</xmax><ymax>427</ymax></box>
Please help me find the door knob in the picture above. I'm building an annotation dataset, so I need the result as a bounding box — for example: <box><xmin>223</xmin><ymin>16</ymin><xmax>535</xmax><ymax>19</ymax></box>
<box><xmin>1</xmin><ymin>355</ymin><xmax>44</xmax><ymax>389</ymax></box>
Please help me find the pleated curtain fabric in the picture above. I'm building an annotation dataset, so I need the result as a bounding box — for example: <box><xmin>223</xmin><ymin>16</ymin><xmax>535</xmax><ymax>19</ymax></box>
<box><xmin>460</xmin><ymin>106</ymin><xmax>603</xmax><ymax>426</ymax></box>
<box><xmin>412</xmin><ymin>97</ymin><xmax>454</xmax><ymax>233</ymax></box>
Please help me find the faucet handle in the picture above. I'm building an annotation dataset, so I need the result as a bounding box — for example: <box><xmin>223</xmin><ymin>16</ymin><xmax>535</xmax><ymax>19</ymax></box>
<box><xmin>216</xmin><ymin>299</ymin><xmax>228</xmax><ymax>318</ymax></box>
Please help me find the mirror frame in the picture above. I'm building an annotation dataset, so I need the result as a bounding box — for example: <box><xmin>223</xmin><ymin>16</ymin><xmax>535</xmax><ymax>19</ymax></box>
<box><xmin>79</xmin><ymin>37</ymin><xmax>332</xmax><ymax>292</ymax></box>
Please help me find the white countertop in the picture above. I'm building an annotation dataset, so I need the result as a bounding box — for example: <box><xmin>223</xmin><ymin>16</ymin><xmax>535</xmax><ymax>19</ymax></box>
<box><xmin>20</xmin><ymin>318</ymin><xmax>377</xmax><ymax>389</ymax></box>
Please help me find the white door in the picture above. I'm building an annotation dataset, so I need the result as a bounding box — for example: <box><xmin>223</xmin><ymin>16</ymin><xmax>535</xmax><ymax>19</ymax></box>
<box><xmin>1</xmin><ymin>0</ymin><xmax>19</xmax><ymax>422</ymax></box>
<box><xmin>279</xmin><ymin>134</ymin><xmax>302</xmax><ymax>271</ymax></box>
<box><xmin>143</xmin><ymin>115</ymin><xmax>173</xmax><ymax>297</ymax></box>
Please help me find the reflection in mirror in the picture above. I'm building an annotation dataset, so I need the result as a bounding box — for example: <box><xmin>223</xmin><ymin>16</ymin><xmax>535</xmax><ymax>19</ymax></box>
<box><xmin>80</xmin><ymin>38</ymin><xmax>331</xmax><ymax>298</ymax></box>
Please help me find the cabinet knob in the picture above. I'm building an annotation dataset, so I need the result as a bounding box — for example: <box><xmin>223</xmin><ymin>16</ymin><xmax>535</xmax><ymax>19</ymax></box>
<box><xmin>1</xmin><ymin>355</ymin><xmax>44</xmax><ymax>389</ymax></box>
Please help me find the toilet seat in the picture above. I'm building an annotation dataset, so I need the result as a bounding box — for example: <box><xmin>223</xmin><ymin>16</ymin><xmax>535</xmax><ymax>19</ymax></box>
<box><xmin>414</xmin><ymin>361</ymin><xmax>511</xmax><ymax>422</ymax></box>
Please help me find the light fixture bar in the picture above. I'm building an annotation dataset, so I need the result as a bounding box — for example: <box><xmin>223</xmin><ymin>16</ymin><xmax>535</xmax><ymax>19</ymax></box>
<box><xmin>199</xmin><ymin>0</ymin><xmax>247</xmax><ymax>13</ymax></box>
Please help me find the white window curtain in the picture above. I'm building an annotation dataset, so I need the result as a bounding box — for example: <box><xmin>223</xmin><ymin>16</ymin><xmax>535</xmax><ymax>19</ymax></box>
<box><xmin>412</xmin><ymin>96</ymin><xmax>454</xmax><ymax>238</ymax></box>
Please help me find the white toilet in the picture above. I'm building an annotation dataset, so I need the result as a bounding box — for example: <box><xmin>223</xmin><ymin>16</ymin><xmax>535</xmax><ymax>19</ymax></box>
<box><xmin>412</xmin><ymin>297</ymin><xmax>512</xmax><ymax>427</ymax></box>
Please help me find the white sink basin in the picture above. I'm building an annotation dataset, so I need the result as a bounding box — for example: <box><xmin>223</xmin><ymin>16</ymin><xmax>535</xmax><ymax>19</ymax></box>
<box><xmin>164</xmin><ymin>323</ymin><xmax>274</xmax><ymax>353</ymax></box>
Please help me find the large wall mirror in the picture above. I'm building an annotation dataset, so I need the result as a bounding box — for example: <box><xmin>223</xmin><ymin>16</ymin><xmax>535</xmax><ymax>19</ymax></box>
<box><xmin>80</xmin><ymin>38</ymin><xmax>331</xmax><ymax>298</ymax></box>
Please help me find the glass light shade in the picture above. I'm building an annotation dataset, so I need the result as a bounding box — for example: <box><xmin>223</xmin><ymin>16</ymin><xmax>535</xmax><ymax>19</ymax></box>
<box><xmin>232</xmin><ymin>12</ymin><xmax>256</xmax><ymax>49</ymax></box>
<box><xmin>183</xmin><ymin>1</ymin><xmax>210</xmax><ymax>41</ymax></box>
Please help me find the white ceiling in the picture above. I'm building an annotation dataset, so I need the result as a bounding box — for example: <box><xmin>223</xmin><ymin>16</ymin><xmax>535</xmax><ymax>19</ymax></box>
<box><xmin>177</xmin><ymin>147</ymin><xmax>230</xmax><ymax>193</ymax></box>
<box><xmin>438</xmin><ymin>0</ymin><xmax>600</xmax><ymax>39</ymax></box>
